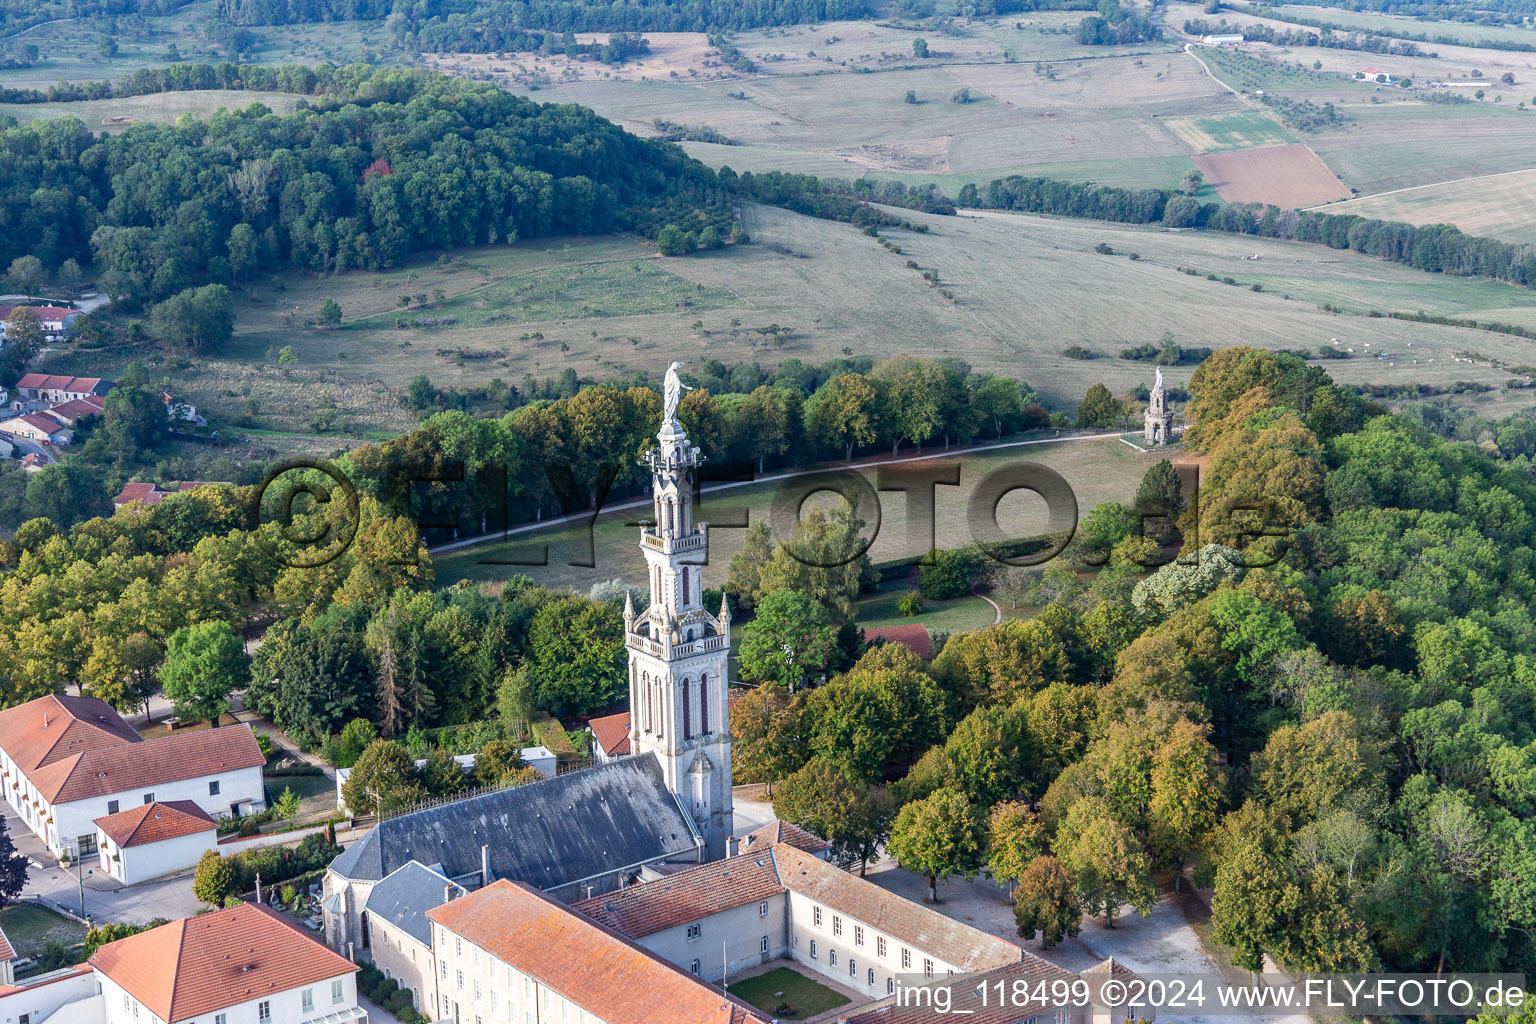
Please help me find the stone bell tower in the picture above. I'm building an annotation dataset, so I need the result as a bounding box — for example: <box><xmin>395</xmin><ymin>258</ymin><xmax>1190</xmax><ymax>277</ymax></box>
<box><xmin>625</xmin><ymin>373</ymin><xmax>734</xmax><ymax>860</ymax></box>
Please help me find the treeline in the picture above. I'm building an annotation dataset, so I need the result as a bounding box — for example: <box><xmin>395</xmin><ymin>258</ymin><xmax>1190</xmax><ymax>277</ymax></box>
<box><xmin>725</xmin><ymin>168</ymin><xmax>956</xmax><ymax>222</ymax></box>
<box><xmin>959</xmin><ymin>175</ymin><xmax>1536</xmax><ymax>289</ymax></box>
<box><xmin>1235</xmin><ymin>2</ymin><xmax>1536</xmax><ymax>52</ymax></box>
<box><xmin>0</xmin><ymin>67</ymin><xmax>735</xmax><ymax>308</ymax></box>
<box><xmin>345</xmin><ymin>354</ymin><xmax>1048</xmax><ymax>546</ymax></box>
<box><xmin>222</xmin><ymin>0</ymin><xmax>868</xmax><ymax>37</ymax></box>
<box><xmin>1185</xmin><ymin>16</ymin><xmax>1428</xmax><ymax>54</ymax></box>
<box><xmin>1074</xmin><ymin>0</ymin><xmax>1159</xmax><ymax>44</ymax></box>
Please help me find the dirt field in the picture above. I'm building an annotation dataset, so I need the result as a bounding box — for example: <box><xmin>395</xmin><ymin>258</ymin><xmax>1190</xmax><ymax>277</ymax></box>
<box><xmin>1194</xmin><ymin>142</ymin><xmax>1352</xmax><ymax>204</ymax></box>
<box><xmin>1317</xmin><ymin>167</ymin><xmax>1536</xmax><ymax>243</ymax></box>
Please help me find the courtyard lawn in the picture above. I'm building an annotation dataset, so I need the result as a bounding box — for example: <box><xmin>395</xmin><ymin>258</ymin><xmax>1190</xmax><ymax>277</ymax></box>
<box><xmin>852</xmin><ymin>579</ymin><xmax>998</xmax><ymax>634</ymax></box>
<box><xmin>0</xmin><ymin>903</ymin><xmax>87</xmax><ymax>960</ymax></box>
<box><xmin>727</xmin><ymin>966</ymin><xmax>850</xmax><ymax>1020</ymax></box>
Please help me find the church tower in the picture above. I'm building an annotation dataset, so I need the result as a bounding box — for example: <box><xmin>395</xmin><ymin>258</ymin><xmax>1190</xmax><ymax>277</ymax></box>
<box><xmin>626</xmin><ymin>387</ymin><xmax>734</xmax><ymax>860</ymax></box>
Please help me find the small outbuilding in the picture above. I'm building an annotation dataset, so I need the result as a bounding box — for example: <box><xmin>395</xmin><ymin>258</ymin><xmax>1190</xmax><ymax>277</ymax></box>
<box><xmin>93</xmin><ymin>799</ymin><xmax>218</xmax><ymax>885</ymax></box>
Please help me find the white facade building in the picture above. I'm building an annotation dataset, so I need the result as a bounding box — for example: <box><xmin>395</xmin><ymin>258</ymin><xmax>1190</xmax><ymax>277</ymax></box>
<box><xmin>87</xmin><ymin>902</ymin><xmax>362</xmax><ymax>1024</ymax></box>
<box><xmin>0</xmin><ymin>695</ymin><xmax>266</xmax><ymax>862</ymax></box>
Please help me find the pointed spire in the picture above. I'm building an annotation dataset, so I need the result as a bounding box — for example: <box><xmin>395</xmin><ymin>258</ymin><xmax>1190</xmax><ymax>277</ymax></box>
<box><xmin>719</xmin><ymin>590</ymin><xmax>731</xmax><ymax>624</ymax></box>
<box><xmin>624</xmin><ymin>588</ymin><xmax>635</xmax><ymax>622</ymax></box>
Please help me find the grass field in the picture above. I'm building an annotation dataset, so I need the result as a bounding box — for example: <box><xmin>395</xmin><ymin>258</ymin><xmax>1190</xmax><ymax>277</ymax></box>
<box><xmin>0</xmin><ymin>90</ymin><xmax>300</xmax><ymax>129</ymax></box>
<box><xmin>0</xmin><ymin>904</ymin><xmax>86</xmax><ymax>961</ymax></box>
<box><xmin>727</xmin><ymin>966</ymin><xmax>850</xmax><ymax>1020</ymax></box>
<box><xmin>431</xmin><ymin>436</ymin><xmax>1161</xmax><ymax>594</ymax></box>
<box><xmin>1162</xmin><ymin>110</ymin><xmax>1296</xmax><ymax>151</ymax></box>
<box><xmin>851</xmin><ymin>578</ymin><xmax>999</xmax><ymax>632</ymax></box>
<box><xmin>1318</xmin><ymin>167</ymin><xmax>1536</xmax><ymax>243</ymax></box>
<box><xmin>1257</xmin><ymin>3</ymin><xmax>1536</xmax><ymax>49</ymax></box>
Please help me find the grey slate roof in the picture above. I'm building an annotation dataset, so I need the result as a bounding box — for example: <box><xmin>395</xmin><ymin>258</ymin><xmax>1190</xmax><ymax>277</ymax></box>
<box><xmin>329</xmin><ymin>753</ymin><xmax>700</xmax><ymax>891</ymax></box>
<box><xmin>364</xmin><ymin>861</ymin><xmax>464</xmax><ymax>946</ymax></box>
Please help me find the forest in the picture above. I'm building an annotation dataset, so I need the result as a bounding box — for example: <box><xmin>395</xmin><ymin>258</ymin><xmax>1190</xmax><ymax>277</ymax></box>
<box><xmin>0</xmin><ymin>67</ymin><xmax>735</xmax><ymax>310</ymax></box>
<box><xmin>732</xmin><ymin>347</ymin><xmax>1536</xmax><ymax>975</ymax></box>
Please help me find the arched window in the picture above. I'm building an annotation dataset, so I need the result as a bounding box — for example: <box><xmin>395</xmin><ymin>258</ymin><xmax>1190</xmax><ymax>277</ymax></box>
<box><xmin>682</xmin><ymin>568</ymin><xmax>689</xmax><ymax>606</ymax></box>
<box><xmin>682</xmin><ymin>679</ymin><xmax>691</xmax><ymax>738</ymax></box>
<box><xmin>699</xmin><ymin>676</ymin><xmax>709</xmax><ymax>735</ymax></box>
<box><xmin>653</xmin><ymin>565</ymin><xmax>661</xmax><ymax>601</ymax></box>
<box><xmin>643</xmin><ymin>674</ymin><xmax>652</xmax><ymax>732</ymax></box>
<box><xmin>654</xmin><ymin>679</ymin><xmax>663</xmax><ymax>739</ymax></box>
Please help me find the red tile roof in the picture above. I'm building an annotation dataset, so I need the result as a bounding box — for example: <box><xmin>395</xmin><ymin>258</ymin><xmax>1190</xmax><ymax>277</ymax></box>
<box><xmin>0</xmin><ymin>925</ymin><xmax>13</xmax><ymax>962</ymax></box>
<box><xmin>94</xmin><ymin>800</ymin><xmax>216</xmax><ymax>848</ymax></box>
<box><xmin>4</xmin><ymin>413</ymin><xmax>68</xmax><ymax>436</ymax></box>
<box><xmin>772</xmin><ymin>844</ymin><xmax>1022</xmax><ymax>973</ymax></box>
<box><xmin>28</xmin><ymin>724</ymin><xmax>265</xmax><ymax>805</ymax></box>
<box><xmin>42</xmin><ymin>399</ymin><xmax>102</xmax><ymax>424</ymax></box>
<box><xmin>427</xmin><ymin>880</ymin><xmax>770</xmax><ymax>1024</ymax></box>
<box><xmin>14</xmin><ymin>373</ymin><xmax>99</xmax><ymax>392</ymax></box>
<box><xmin>572</xmin><ymin>853</ymin><xmax>782</xmax><ymax>938</ymax></box>
<box><xmin>114</xmin><ymin>482</ymin><xmax>160</xmax><ymax>505</ymax></box>
<box><xmin>864</xmin><ymin>624</ymin><xmax>933</xmax><ymax>659</ymax></box>
<box><xmin>0</xmin><ymin>695</ymin><xmax>143</xmax><ymax>774</ymax></box>
<box><xmin>89</xmin><ymin>902</ymin><xmax>357</xmax><ymax>1022</ymax></box>
<box><xmin>740</xmin><ymin>819</ymin><xmax>831</xmax><ymax>855</ymax></box>
<box><xmin>587</xmin><ymin>711</ymin><xmax>631</xmax><ymax>757</ymax></box>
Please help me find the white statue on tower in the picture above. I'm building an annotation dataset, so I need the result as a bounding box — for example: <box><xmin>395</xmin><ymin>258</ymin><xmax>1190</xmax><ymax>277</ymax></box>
<box><xmin>664</xmin><ymin>361</ymin><xmax>692</xmax><ymax>424</ymax></box>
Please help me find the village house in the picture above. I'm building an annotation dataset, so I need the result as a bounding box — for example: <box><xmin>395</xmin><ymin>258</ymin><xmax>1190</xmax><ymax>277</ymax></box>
<box><xmin>40</xmin><ymin>396</ymin><xmax>105</xmax><ymax>427</ymax></box>
<box><xmin>426</xmin><ymin>877</ymin><xmax>771</xmax><ymax>1024</ymax></box>
<box><xmin>0</xmin><ymin>307</ymin><xmax>80</xmax><ymax>344</ymax></box>
<box><xmin>0</xmin><ymin>413</ymin><xmax>73</xmax><ymax>445</ymax></box>
<box><xmin>112</xmin><ymin>480</ymin><xmax>224</xmax><ymax>510</ymax></box>
<box><xmin>0</xmin><ymin>694</ymin><xmax>267</xmax><ymax>865</ymax></box>
<box><xmin>18</xmin><ymin>451</ymin><xmax>48</xmax><ymax>471</ymax></box>
<box><xmin>0</xmin><ymin>963</ymin><xmax>99</xmax><ymax>1024</ymax></box>
<box><xmin>9</xmin><ymin>374</ymin><xmax>111</xmax><ymax>408</ymax></box>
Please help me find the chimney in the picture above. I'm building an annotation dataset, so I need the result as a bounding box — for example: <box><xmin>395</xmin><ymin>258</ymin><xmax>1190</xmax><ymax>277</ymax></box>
<box><xmin>482</xmin><ymin>844</ymin><xmax>491</xmax><ymax>886</ymax></box>
<box><xmin>726</xmin><ymin>835</ymin><xmax>739</xmax><ymax>857</ymax></box>
<box><xmin>444</xmin><ymin>884</ymin><xmax>456</xmax><ymax>904</ymax></box>
<box><xmin>42</xmin><ymin>713</ymin><xmax>48</xmax><ymax>728</ymax></box>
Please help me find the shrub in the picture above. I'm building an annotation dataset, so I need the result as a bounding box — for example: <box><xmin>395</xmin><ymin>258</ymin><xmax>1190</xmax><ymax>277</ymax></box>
<box><xmin>919</xmin><ymin>547</ymin><xmax>982</xmax><ymax>601</ymax></box>
<box><xmin>898</xmin><ymin>591</ymin><xmax>924</xmax><ymax>617</ymax></box>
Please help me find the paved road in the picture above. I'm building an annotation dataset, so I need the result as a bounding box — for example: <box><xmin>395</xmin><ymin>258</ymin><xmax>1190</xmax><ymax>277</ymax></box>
<box><xmin>7</xmin><ymin>813</ymin><xmax>203</xmax><ymax>926</ymax></box>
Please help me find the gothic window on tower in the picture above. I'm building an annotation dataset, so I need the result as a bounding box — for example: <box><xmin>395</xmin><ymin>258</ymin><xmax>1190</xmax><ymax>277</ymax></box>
<box><xmin>682</xmin><ymin>680</ymin><xmax>691</xmax><ymax>738</ymax></box>
<box><xmin>699</xmin><ymin>676</ymin><xmax>708</xmax><ymax>735</ymax></box>
<box><xmin>682</xmin><ymin>569</ymin><xmax>689</xmax><ymax>605</ymax></box>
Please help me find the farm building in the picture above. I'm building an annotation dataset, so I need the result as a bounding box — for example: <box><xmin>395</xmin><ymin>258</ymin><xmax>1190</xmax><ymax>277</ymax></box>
<box><xmin>10</xmin><ymin>373</ymin><xmax>112</xmax><ymax>408</ymax></box>
<box><xmin>0</xmin><ymin>306</ymin><xmax>79</xmax><ymax>343</ymax></box>
<box><xmin>1204</xmin><ymin>33</ymin><xmax>1244</xmax><ymax>45</ymax></box>
<box><xmin>1359</xmin><ymin>68</ymin><xmax>1395</xmax><ymax>83</ymax></box>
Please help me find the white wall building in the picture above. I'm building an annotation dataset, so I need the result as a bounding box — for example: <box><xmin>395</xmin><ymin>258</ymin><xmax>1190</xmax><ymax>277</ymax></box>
<box><xmin>0</xmin><ymin>695</ymin><xmax>267</xmax><ymax>863</ymax></box>
<box><xmin>425</xmin><ymin>878</ymin><xmax>769</xmax><ymax>1024</ymax></box>
<box><xmin>87</xmin><ymin>902</ymin><xmax>363</xmax><ymax>1024</ymax></box>
<box><xmin>93</xmin><ymin>800</ymin><xmax>219</xmax><ymax>885</ymax></box>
